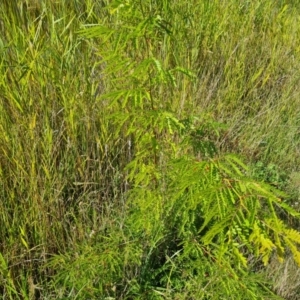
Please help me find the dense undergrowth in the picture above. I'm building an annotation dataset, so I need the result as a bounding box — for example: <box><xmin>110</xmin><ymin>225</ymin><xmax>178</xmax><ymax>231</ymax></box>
<box><xmin>1</xmin><ymin>0</ymin><xmax>300</xmax><ymax>299</ymax></box>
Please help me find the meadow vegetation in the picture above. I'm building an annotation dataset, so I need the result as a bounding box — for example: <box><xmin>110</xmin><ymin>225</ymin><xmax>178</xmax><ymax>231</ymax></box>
<box><xmin>1</xmin><ymin>0</ymin><xmax>300</xmax><ymax>299</ymax></box>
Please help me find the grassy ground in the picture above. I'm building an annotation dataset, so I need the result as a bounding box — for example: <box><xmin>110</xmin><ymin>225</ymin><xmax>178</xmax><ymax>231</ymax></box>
<box><xmin>1</xmin><ymin>0</ymin><xmax>300</xmax><ymax>299</ymax></box>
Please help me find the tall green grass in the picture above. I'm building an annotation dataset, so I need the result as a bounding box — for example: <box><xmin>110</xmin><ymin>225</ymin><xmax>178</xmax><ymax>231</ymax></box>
<box><xmin>1</xmin><ymin>0</ymin><xmax>300</xmax><ymax>299</ymax></box>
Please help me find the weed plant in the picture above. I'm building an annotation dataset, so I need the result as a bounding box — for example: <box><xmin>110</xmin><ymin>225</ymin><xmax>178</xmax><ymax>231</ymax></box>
<box><xmin>1</xmin><ymin>0</ymin><xmax>300</xmax><ymax>299</ymax></box>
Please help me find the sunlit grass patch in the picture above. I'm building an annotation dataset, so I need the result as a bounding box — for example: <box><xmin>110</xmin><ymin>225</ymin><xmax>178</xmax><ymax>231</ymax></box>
<box><xmin>0</xmin><ymin>0</ymin><xmax>300</xmax><ymax>299</ymax></box>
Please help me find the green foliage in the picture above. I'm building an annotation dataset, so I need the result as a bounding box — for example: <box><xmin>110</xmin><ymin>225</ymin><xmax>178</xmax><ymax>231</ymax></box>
<box><xmin>0</xmin><ymin>0</ymin><xmax>300</xmax><ymax>299</ymax></box>
<box><xmin>250</xmin><ymin>161</ymin><xmax>288</xmax><ymax>190</ymax></box>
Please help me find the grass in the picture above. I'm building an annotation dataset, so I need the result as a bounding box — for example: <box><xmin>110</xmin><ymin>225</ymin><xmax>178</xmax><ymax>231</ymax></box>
<box><xmin>1</xmin><ymin>0</ymin><xmax>300</xmax><ymax>299</ymax></box>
